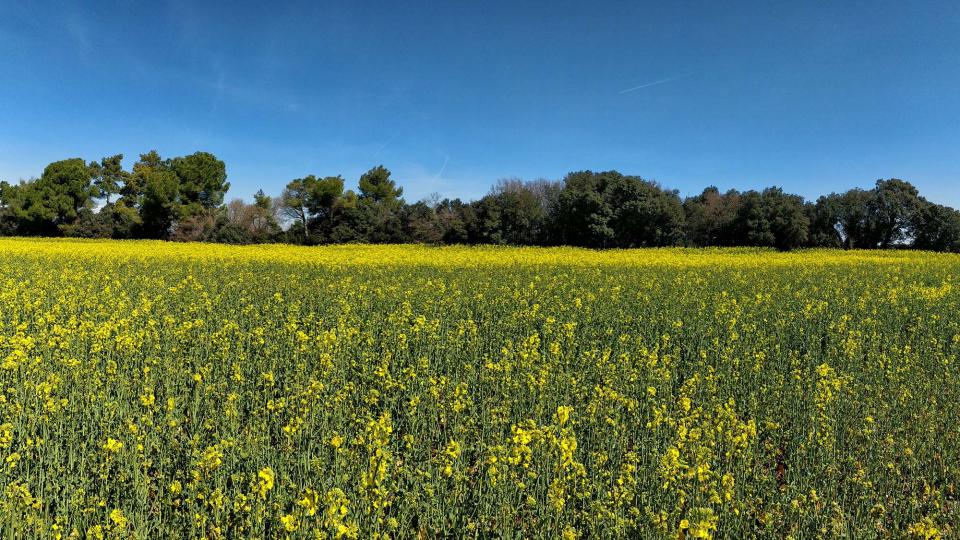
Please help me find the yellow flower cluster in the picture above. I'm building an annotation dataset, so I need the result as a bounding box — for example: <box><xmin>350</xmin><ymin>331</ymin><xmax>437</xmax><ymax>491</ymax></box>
<box><xmin>0</xmin><ymin>238</ymin><xmax>956</xmax><ymax>537</ymax></box>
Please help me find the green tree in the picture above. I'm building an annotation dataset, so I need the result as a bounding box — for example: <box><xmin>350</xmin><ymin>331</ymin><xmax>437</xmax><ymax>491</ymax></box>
<box><xmin>552</xmin><ymin>170</ymin><xmax>617</xmax><ymax>247</ymax></box>
<box><xmin>118</xmin><ymin>150</ymin><xmax>157</xmax><ymax>207</ymax></box>
<box><xmin>808</xmin><ymin>190</ymin><xmax>872</xmax><ymax>248</ymax></box>
<box><xmin>170</xmin><ymin>152</ymin><xmax>229</xmax><ymax>218</ymax></box>
<box><xmin>866</xmin><ymin>179</ymin><xmax>921</xmax><ymax>248</ymax></box>
<box><xmin>61</xmin><ymin>208</ymin><xmax>114</xmax><ymax>238</ymax></box>
<box><xmin>912</xmin><ymin>201</ymin><xmax>960</xmax><ymax>252</ymax></box>
<box><xmin>326</xmin><ymin>190</ymin><xmax>370</xmax><ymax>243</ymax></box>
<box><xmin>308</xmin><ymin>176</ymin><xmax>345</xmax><ymax>223</ymax></box>
<box><xmin>280</xmin><ymin>175</ymin><xmax>344</xmax><ymax>242</ymax></box>
<box><xmin>131</xmin><ymin>151</ymin><xmax>180</xmax><ymax>239</ymax></box>
<box><xmin>607</xmin><ymin>178</ymin><xmax>685</xmax><ymax>247</ymax></box>
<box><xmin>358</xmin><ymin>165</ymin><xmax>403</xmax><ymax>205</ymax></box>
<box><xmin>551</xmin><ymin>170</ymin><xmax>684</xmax><ymax>248</ymax></box>
<box><xmin>11</xmin><ymin>158</ymin><xmax>97</xmax><ymax>235</ymax></box>
<box><xmin>251</xmin><ymin>190</ymin><xmax>281</xmax><ymax>241</ymax></box>
<box><xmin>469</xmin><ymin>181</ymin><xmax>550</xmax><ymax>245</ymax></box>
<box><xmin>0</xmin><ymin>180</ymin><xmax>23</xmax><ymax>235</ymax></box>
<box><xmin>91</xmin><ymin>154</ymin><xmax>129</xmax><ymax>204</ymax></box>
<box><xmin>356</xmin><ymin>166</ymin><xmax>404</xmax><ymax>243</ymax></box>
<box><xmin>735</xmin><ymin>187</ymin><xmax>809</xmax><ymax>250</ymax></box>
<box><xmin>280</xmin><ymin>176</ymin><xmax>315</xmax><ymax>241</ymax></box>
<box><xmin>807</xmin><ymin>195</ymin><xmax>843</xmax><ymax>248</ymax></box>
<box><xmin>107</xmin><ymin>201</ymin><xmax>142</xmax><ymax>239</ymax></box>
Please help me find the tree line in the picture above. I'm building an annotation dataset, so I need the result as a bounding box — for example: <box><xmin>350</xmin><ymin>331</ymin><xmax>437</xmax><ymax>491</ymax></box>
<box><xmin>2</xmin><ymin>150</ymin><xmax>958</xmax><ymax>251</ymax></box>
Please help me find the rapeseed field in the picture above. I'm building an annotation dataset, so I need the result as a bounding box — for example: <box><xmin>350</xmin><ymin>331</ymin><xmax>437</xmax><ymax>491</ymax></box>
<box><xmin>0</xmin><ymin>239</ymin><xmax>957</xmax><ymax>538</ymax></box>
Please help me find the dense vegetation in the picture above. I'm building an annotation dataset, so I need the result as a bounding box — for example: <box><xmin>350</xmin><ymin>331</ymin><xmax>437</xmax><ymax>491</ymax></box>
<box><xmin>0</xmin><ymin>240</ymin><xmax>957</xmax><ymax>538</ymax></box>
<box><xmin>2</xmin><ymin>151</ymin><xmax>959</xmax><ymax>251</ymax></box>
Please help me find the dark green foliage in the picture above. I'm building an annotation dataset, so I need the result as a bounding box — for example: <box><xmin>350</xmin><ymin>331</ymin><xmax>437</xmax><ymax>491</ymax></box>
<box><xmin>91</xmin><ymin>154</ymin><xmax>128</xmax><ymax>204</ymax></box>
<box><xmin>0</xmin><ymin>181</ymin><xmax>23</xmax><ymax>236</ymax></box>
<box><xmin>209</xmin><ymin>215</ymin><xmax>252</xmax><ymax>244</ymax></box>
<box><xmin>912</xmin><ymin>202</ymin><xmax>960</xmax><ymax>252</ymax></box>
<box><xmin>552</xmin><ymin>171</ymin><xmax>615</xmax><ymax>247</ymax></box>
<box><xmin>280</xmin><ymin>175</ymin><xmax>345</xmax><ymax>242</ymax></box>
<box><xmin>358</xmin><ymin>165</ymin><xmax>403</xmax><ymax>205</ymax></box>
<box><xmin>734</xmin><ymin>188</ymin><xmax>809</xmax><ymax>251</ymax></box>
<box><xmin>325</xmin><ymin>191</ymin><xmax>370</xmax><ymax>243</ymax></box>
<box><xmin>279</xmin><ymin>166</ymin><xmax>406</xmax><ymax>245</ymax></box>
<box><xmin>809</xmin><ymin>190</ymin><xmax>873</xmax><ymax>248</ymax></box>
<box><xmin>108</xmin><ymin>201</ymin><xmax>143</xmax><ymax>239</ymax></box>
<box><xmin>61</xmin><ymin>208</ymin><xmax>114</xmax><ymax>238</ymax></box>
<box><xmin>401</xmin><ymin>202</ymin><xmax>444</xmax><ymax>244</ymax></box>
<box><xmin>552</xmin><ymin>171</ymin><xmax>685</xmax><ymax>248</ymax></box>
<box><xmin>866</xmin><ymin>179</ymin><xmax>922</xmax><ymax>248</ymax></box>
<box><xmin>807</xmin><ymin>181</ymin><xmax>924</xmax><ymax>249</ymax></box>
<box><xmin>807</xmin><ymin>196</ymin><xmax>843</xmax><ymax>248</ymax></box>
<box><xmin>308</xmin><ymin>177</ymin><xmax>345</xmax><ymax>217</ymax></box>
<box><xmin>170</xmin><ymin>152</ymin><xmax>229</xmax><ymax>218</ymax></box>
<box><xmin>467</xmin><ymin>179</ymin><xmax>557</xmax><ymax>245</ymax></box>
<box><xmin>132</xmin><ymin>152</ymin><xmax>180</xmax><ymax>239</ymax></box>
<box><xmin>2</xmin><ymin>154</ymin><xmax>958</xmax><ymax>253</ymax></box>
<box><xmin>7</xmin><ymin>158</ymin><xmax>97</xmax><ymax>235</ymax></box>
<box><xmin>607</xmin><ymin>178</ymin><xmax>685</xmax><ymax>248</ymax></box>
<box><xmin>358</xmin><ymin>166</ymin><xmax>405</xmax><ymax>243</ymax></box>
<box><xmin>279</xmin><ymin>176</ymin><xmax>314</xmax><ymax>241</ymax></box>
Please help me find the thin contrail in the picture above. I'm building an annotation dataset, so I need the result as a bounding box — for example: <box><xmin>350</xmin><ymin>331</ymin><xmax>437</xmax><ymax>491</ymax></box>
<box><xmin>618</xmin><ymin>74</ymin><xmax>691</xmax><ymax>94</ymax></box>
<box><xmin>373</xmin><ymin>133</ymin><xmax>400</xmax><ymax>158</ymax></box>
<box><xmin>435</xmin><ymin>155</ymin><xmax>450</xmax><ymax>179</ymax></box>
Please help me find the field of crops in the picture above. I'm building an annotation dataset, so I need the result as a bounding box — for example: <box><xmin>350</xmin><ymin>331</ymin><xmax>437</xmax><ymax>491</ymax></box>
<box><xmin>0</xmin><ymin>239</ymin><xmax>958</xmax><ymax>538</ymax></box>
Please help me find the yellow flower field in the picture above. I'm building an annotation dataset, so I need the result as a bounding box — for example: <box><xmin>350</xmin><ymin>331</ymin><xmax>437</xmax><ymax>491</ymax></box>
<box><xmin>0</xmin><ymin>239</ymin><xmax>958</xmax><ymax>538</ymax></box>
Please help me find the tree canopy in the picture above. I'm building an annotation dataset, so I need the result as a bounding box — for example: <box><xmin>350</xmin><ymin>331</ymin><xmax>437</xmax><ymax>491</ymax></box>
<box><xmin>2</xmin><ymin>152</ymin><xmax>959</xmax><ymax>253</ymax></box>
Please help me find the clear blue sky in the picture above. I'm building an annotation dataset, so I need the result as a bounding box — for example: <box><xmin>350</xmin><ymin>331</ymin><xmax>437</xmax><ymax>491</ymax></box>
<box><xmin>1</xmin><ymin>1</ymin><xmax>958</xmax><ymax>207</ymax></box>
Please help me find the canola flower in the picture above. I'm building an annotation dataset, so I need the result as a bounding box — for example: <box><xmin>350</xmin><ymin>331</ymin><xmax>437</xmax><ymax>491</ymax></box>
<box><xmin>0</xmin><ymin>238</ymin><xmax>957</xmax><ymax>538</ymax></box>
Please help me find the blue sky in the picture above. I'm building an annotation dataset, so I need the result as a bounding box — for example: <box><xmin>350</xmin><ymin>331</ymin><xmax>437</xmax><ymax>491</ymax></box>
<box><xmin>1</xmin><ymin>0</ymin><xmax>958</xmax><ymax>207</ymax></box>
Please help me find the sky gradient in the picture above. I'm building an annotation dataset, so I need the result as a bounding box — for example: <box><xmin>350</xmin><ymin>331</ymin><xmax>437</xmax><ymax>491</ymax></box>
<box><xmin>1</xmin><ymin>0</ymin><xmax>958</xmax><ymax>207</ymax></box>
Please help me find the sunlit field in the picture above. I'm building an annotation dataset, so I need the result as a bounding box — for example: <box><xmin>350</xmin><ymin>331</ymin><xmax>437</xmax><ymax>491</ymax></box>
<box><xmin>0</xmin><ymin>239</ymin><xmax>957</xmax><ymax>538</ymax></box>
